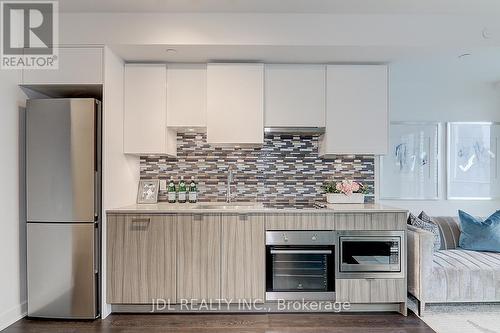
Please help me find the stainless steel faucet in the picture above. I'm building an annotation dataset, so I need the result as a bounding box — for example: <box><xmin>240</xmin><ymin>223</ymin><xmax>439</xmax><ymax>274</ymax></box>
<box><xmin>226</xmin><ymin>165</ymin><xmax>235</xmax><ymax>203</ymax></box>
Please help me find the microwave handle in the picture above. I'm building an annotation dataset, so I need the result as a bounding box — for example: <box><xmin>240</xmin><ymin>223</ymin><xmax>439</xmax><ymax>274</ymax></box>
<box><xmin>270</xmin><ymin>249</ymin><xmax>332</xmax><ymax>254</ymax></box>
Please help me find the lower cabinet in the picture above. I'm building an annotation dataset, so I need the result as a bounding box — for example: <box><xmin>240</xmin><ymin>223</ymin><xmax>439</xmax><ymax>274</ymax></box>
<box><xmin>107</xmin><ymin>212</ymin><xmax>407</xmax><ymax>307</ymax></box>
<box><xmin>221</xmin><ymin>214</ymin><xmax>266</xmax><ymax>302</ymax></box>
<box><xmin>107</xmin><ymin>214</ymin><xmax>177</xmax><ymax>303</ymax></box>
<box><xmin>336</xmin><ymin>278</ymin><xmax>406</xmax><ymax>303</ymax></box>
<box><xmin>177</xmin><ymin>214</ymin><xmax>221</xmax><ymax>301</ymax></box>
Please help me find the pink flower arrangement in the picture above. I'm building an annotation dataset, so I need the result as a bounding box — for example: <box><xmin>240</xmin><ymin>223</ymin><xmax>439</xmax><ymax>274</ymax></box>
<box><xmin>323</xmin><ymin>179</ymin><xmax>367</xmax><ymax>196</ymax></box>
<box><xmin>335</xmin><ymin>180</ymin><xmax>360</xmax><ymax>196</ymax></box>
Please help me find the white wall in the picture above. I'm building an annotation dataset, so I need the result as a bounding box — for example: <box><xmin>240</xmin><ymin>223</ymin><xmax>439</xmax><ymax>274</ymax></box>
<box><xmin>0</xmin><ymin>70</ymin><xmax>28</xmax><ymax>330</ymax></box>
<box><xmin>379</xmin><ymin>50</ymin><xmax>500</xmax><ymax>216</ymax></box>
<box><xmin>101</xmin><ymin>47</ymin><xmax>140</xmax><ymax>317</ymax></box>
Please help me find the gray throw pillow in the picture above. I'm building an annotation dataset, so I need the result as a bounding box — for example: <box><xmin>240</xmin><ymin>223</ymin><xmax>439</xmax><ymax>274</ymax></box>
<box><xmin>418</xmin><ymin>211</ymin><xmax>442</xmax><ymax>251</ymax></box>
<box><xmin>407</xmin><ymin>212</ymin><xmax>441</xmax><ymax>251</ymax></box>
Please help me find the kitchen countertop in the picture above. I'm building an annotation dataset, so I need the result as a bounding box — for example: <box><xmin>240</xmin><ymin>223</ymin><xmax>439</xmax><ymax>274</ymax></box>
<box><xmin>107</xmin><ymin>202</ymin><xmax>407</xmax><ymax>214</ymax></box>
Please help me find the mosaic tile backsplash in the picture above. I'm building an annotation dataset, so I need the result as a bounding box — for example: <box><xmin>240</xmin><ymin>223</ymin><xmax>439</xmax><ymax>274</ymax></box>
<box><xmin>140</xmin><ymin>133</ymin><xmax>375</xmax><ymax>205</ymax></box>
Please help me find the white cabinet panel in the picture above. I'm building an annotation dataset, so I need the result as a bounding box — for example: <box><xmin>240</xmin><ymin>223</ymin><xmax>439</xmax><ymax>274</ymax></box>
<box><xmin>265</xmin><ymin>64</ymin><xmax>325</xmax><ymax>127</ymax></box>
<box><xmin>23</xmin><ymin>47</ymin><xmax>103</xmax><ymax>84</ymax></box>
<box><xmin>320</xmin><ymin>65</ymin><xmax>388</xmax><ymax>156</ymax></box>
<box><xmin>207</xmin><ymin>63</ymin><xmax>264</xmax><ymax>146</ymax></box>
<box><xmin>166</xmin><ymin>64</ymin><xmax>207</xmax><ymax>128</ymax></box>
<box><xmin>123</xmin><ymin>64</ymin><xmax>176</xmax><ymax>156</ymax></box>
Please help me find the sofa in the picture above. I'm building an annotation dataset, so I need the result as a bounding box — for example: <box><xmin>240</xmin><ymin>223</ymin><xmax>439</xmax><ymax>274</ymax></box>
<box><xmin>407</xmin><ymin>216</ymin><xmax>500</xmax><ymax>315</ymax></box>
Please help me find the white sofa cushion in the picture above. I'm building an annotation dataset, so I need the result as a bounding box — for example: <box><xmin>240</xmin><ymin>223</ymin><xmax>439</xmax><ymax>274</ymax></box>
<box><xmin>426</xmin><ymin>249</ymin><xmax>500</xmax><ymax>302</ymax></box>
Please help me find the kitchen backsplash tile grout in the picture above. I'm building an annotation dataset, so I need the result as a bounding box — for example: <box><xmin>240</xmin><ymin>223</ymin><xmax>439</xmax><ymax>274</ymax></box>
<box><xmin>140</xmin><ymin>133</ymin><xmax>375</xmax><ymax>204</ymax></box>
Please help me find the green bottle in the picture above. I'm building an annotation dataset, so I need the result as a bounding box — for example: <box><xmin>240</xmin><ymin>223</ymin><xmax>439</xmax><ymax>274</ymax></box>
<box><xmin>167</xmin><ymin>176</ymin><xmax>176</xmax><ymax>203</ymax></box>
<box><xmin>178</xmin><ymin>176</ymin><xmax>187</xmax><ymax>203</ymax></box>
<box><xmin>188</xmin><ymin>176</ymin><xmax>197</xmax><ymax>203</ymax></box>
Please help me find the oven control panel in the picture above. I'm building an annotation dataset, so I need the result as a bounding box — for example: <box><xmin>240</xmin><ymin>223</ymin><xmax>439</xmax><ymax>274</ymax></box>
<box><xmin>266</xmin><ymin>231</ymin><xmax>336</xmax><ymax>246</ymax></box>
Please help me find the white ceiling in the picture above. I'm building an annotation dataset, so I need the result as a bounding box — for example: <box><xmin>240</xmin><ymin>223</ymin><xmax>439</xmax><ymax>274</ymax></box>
<box><xmin>58</xmin><ymin>0</ymin><xmax>500</xmax><ymax>15</ymax></box>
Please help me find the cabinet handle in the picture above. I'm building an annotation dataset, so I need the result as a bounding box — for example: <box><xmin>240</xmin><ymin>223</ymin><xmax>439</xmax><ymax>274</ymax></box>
<box><xmin>270</xmin><ymin>249</ymin><xmax>332</xmax><ymax>254</ymax></box>
<box><xmin>131</xmin><ymin>218</ymin><xmax>151</xmax><ymax>223</ymax></box>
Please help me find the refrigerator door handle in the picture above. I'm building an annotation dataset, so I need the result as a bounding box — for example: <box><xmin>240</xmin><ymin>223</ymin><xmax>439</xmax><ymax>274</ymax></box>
<box><xmin>94</xmin><ymin>171</ymin><xmax>100</xmax><ymax>219</ymax></box>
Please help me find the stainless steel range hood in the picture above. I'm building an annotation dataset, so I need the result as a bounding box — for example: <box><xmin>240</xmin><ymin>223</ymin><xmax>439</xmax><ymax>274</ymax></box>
<box><xmin>264</xmin><ymin>127</ymin><xmax>325</xmax><ymax>135</ymax></box>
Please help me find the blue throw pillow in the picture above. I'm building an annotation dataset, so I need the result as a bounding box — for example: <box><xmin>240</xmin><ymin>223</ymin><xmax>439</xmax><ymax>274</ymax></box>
<box><xmin>458</xmin><ymin>210</ymin><xmax>500</xmax><ymax>253</ymax></box>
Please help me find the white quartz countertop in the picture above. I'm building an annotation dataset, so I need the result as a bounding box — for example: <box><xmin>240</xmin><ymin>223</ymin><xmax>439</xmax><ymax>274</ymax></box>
<box><xmin>107</xmin><ymin>202</ymin><xmax>407</xmax><ymax>214</ymax></box>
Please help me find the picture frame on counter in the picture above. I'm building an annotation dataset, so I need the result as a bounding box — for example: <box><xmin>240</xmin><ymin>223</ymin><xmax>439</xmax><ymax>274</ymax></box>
<box><xmin>380</xmin><ymin>122</ymin><xmax>441</xmax><ymax>200</ymax></box>
<box><xmin>137</xmin><ymin>179</ymin><xmax>160</xmax><ymax>204</ymax></box>
<box><xmin>447</xmin><ymin>122</ymin><xmax>500</xmax><ymax>200</ymax></box>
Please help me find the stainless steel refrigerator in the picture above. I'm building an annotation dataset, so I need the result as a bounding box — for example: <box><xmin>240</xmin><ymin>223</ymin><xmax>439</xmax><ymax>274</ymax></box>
<box><xmin>26</xmin><ymin>98</ymin><xmax>101</xmax><ymax>319</ymax></box>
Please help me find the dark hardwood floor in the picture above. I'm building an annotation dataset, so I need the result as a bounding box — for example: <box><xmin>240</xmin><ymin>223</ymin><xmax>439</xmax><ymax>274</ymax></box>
<box><xmin>3</xmin><ymin>312</ymin><xmax>435</xmax><ymax>333</ymax></box>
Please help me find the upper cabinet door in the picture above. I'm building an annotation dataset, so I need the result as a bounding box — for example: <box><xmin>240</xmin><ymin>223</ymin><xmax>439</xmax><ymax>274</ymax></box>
<box><xmin>207</xmin><ymin>63</ymin><xmax>264</xmax><ymax>146</ymax></box>
<box><xmin>320</xmin><ymin>65</ymin><xmax>388</xmax><ymax>156</ymax></box>
<box><xmin>166</xmin><ymin>64</ymin><xmax>207</xmax><ymax>128</ymax></box>
<box><xmin>124</xmin><ymin>64</ymin><xmax>176</xmax><ymax>156</ymax></box>
<box><xmin>23</xmin><ymin>47</ymin><xmax>103</xmax><ymax>84</ymax></box>
<box><xmin>265</xmin><ymin>64</ymin><xmax>326</xmax><ymax>128</ymax></box>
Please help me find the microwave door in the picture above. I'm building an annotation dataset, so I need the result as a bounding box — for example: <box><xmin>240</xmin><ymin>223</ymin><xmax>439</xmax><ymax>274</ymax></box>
<box><xmin>340</xmin><ymin>237</ymin><xmax>401</xmax><ymax>272</ymax></box>
<box><xmin>26</xmin><ymin>99</ymin><xmax>97</xmax><ymax>223</ymax></box>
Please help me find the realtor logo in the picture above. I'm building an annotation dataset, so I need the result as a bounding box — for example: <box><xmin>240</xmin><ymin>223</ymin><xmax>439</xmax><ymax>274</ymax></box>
<box><xmin>1</xmin><ymin>1</ymin><xmax>58</xmax><ymax>69</ymax></box>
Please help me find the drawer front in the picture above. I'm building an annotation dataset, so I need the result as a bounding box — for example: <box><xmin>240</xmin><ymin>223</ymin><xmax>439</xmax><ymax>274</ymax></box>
<box><xmin>370</xmin><ymin>279</ymin><xmax>406</xmax><ymax>303</ymax></box>
<box><xmin>266</xmin><ymin>214</ymin><xmax>333</xmax><ymax>230</ymax></box>
<box><xmin>335</xmin><ymin>213</ymin><xmax>406</xmax><ymax>230</ymax></box>
<box><xmin>336</xmin><ymin>279</ymin><xmax>371</xmax><ymax>303</ymax></box>
<box><xmin>336</xmin><ymin>278</ymin><xmax>406</xmax><ymax>303</ymax></box>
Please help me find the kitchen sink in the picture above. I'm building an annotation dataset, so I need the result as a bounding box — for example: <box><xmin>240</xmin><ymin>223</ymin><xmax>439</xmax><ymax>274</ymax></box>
<box><xmin>194</xmin><ymin>202</ymin><xmax>263</xmax><ymax>210</ymax></box>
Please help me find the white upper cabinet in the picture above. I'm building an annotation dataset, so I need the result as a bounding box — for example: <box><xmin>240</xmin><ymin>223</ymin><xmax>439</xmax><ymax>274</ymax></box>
<box><xmin>207</xmin><ymin>63</ymin><xmax>264</xmax><ymax>146</ymax></box>
<box><xmin>123</xmin><ymin>64</ymin><xmax>176</xmax><ymax>156</ymax></box>
<box><xmin>23</xmin><ymin>47</ymin><xmax>103</xmax><ymax>84</ymax></box>
<box><xmin>166</xmin><ymin>64</ymin><xmax>207</xmax><ymax>128</ymax></box>
<box><xmin>319</xmin><ymin>65</ymin><xmax>388</xmax><ymax>156</ymax></box>
<box><xmin>264</xmin><ymin>64</ymin><xmax>325</xmax><ymax>128</ymax></box>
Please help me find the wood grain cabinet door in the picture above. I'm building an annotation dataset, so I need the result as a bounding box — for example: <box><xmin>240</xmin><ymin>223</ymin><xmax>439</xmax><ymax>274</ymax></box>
<box><xmin>221</xmin><ymin>214</ymin><xmax>265</xmax><ymax>302</ymax></box>
<box><xmin>107</xmin><ymin>214</ymin><xmax>177</xmax><ymax>304</ymax></box>
<box><xmin>177</xmin><ymin>214</ymin><xmax>221</xmax><ymax>301</ymax></box>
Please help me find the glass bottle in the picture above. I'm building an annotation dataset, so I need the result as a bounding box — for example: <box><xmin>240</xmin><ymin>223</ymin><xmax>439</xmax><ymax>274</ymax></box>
<box><xmin>167</xmin><ymin>176</ymin><xmax>176</xmax><ymax>203</ymax></box>
<box><xmin>188</xmin><ymin>176</ymin><xmax>197</xmax><ymax>203</ymax></box>
<box><xmin>178</xmin><ymin>176</ymin><xmax>187</xmax><ymax>203</ymax></box>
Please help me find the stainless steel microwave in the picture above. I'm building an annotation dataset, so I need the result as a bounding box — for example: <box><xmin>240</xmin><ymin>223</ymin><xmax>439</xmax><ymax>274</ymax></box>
<box><xmin>336</xmin><ymin>230</ymin><xmax>405</xmax><ymax>279</ymax></box>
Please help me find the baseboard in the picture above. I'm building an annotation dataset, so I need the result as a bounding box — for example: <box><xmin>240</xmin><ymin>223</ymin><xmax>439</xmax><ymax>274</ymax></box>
<box><xmin>0</xmin><ymin>301</ymin><xmax>27</xmax><ymax>331</ymax></box>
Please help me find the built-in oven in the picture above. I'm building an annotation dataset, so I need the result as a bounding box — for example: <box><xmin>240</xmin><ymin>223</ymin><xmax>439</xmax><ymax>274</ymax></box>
<box><xmin>336</xmin><ymin>230</ymin><xmax>405</xmax><ymax>279</ymax></box>
<box><xmin>265</xmin><ymin>231</ymin><xmax>336</xmax><ymax>301</ymax></box>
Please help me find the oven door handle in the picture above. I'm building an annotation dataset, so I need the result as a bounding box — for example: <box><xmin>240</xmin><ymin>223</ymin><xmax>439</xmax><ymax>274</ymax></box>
<box><xmin>270</xmin><ymin>249</ymin><xmax>332</xmax><ymax>254</ymax></box>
